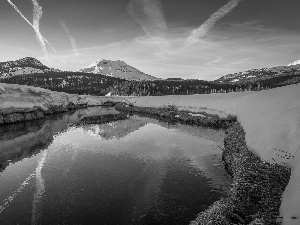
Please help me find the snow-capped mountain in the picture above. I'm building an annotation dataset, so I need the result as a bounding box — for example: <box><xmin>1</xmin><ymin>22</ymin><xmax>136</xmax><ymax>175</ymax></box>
<box><xmin>288</xmin><ymin>59</ymin><xmax>300</xmax><ymax>66</ymax></box>
<box><xmin>0</xmin><ymin>57</ymin><xmax>60</xmax><ymax>79</ymax></box>
<box><xmin>78</xmin><ymin>59</ymin><xmax>158</xmax><ymax>81</ymax></box>
<box><xmin>216</xmin><ymin>65</ymin><xmax>300</xmax><ymax>83</ymax></box>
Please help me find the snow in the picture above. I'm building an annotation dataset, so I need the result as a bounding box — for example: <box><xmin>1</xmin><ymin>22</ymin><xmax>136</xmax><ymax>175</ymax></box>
<box><xmin>87</xmin><ymin>60</ymin><xmax>101</xmax><ymax>68</ymax></box>
<box><xmin>0</xmin><ymin>83</ymin><xmax>124</xmax><ymax>111</ymax></box>
<box><xmin>126</xmin><ymin>84</ymin><xmax>300</xmax><ymax>224</ymax></box>
<box><xmin>288</xmin><ymin>59</ymin><xmax>300</xmax><ymax>66</ymax></box>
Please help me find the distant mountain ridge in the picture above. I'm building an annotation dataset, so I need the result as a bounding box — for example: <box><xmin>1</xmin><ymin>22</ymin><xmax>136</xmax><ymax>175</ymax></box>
<box><xmin>78</xmin><ymin>59</ymin><xmax>158</xmax><ymax>81</ymax></box>
<box><xmin>216</xmin><ymin>64</ymin><xmax>300</xmax><ymax>83</ymax></box>
<box><xmin>0</xmin><ymin>57</ymin><xmax>47</xmax><ymax>69</ymax></box>
<box><xmin>2</xmin><ymin>56</ymin><xmax>300</xmax><ymax>96</ymax></box>
<box><xmin>0</xmin><ymin>57</ymin><xmax>60</xmax><ymax>79</ymax></box>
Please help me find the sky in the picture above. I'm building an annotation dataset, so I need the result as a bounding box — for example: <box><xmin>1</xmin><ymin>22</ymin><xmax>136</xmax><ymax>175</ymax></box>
<box><xmin>1</xmin><ymin>0</ymin><xmax>300</xmax><ymax>80</ymax></box>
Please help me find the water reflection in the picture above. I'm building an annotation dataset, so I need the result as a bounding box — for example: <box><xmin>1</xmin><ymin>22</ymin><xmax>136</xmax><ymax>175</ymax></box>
<box><xmin>0</xmin><ymin>110</ymin><xmax>231</xmax><ymax>225</ymax></box>
<box><xmin>31</xmin><ymin>151</ymin><xmax>47</xmax><ymax>225</ymax></box>
<box><xmin>0</xmin><ymin>107</ymin><xmax>119</xmax><ymax>172</ymax></box>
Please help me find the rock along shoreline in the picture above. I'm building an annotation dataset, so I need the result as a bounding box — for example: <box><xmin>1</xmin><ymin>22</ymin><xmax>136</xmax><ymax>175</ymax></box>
<box><xmin>115</xmin><ymin>102</ymin><xmax>291</xmax><ymax>225</ymax></box>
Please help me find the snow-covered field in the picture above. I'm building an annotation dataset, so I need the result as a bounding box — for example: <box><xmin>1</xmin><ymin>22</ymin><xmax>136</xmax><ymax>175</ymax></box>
<box><xmin>1</xmin><ymin>82</ymin><xmax>299</xmax><ymax>224</ymax></box>
<box><xmin>126</xmin><ymin>84</ymin><xmax>300</xmax><ymax>224</ymax></box>
<box><xmin>0</xmin><ymin>83</ymin><xmax>124</xmax><ymax>112</ymax></box>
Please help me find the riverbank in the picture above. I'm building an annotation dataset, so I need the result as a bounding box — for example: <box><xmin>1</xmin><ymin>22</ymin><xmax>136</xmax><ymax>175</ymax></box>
<box><xmin>0</xmin><ymin>82</ymin><xmax>126</xmax><ymax>126</ymax></box>
<box><xmin>115</xmin><ymin>103</ymin><xmax>291</xmax><ymax>224</ymax></box>
<box><xmin>124</xmin><ymin>84</ymin><xmax>300</xmax><ymax>224</ymax></box>
<box><xmin>191</xmin><ymin>122</ymin><xmax>290</xmax><ymax>224</ymax></box>
<box><xmin>0</xmin><ymin>104</ymin><xmax>86</xmax><ymax>125</ymax></box>
<box><xmin>115</xmin><ymin>102</ymin><xmax>236</xmax><ymax>129</ymax></box>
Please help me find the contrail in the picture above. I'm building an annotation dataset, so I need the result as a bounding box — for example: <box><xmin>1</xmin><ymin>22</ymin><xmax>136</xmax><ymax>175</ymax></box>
<box><xmin>31</xmin><ymin>0</ymin><xmax>48</xmax><ymax>61</ymax></box>
<box><xmin>6</xmin><ymin>0</ymin><xmax>67</xmax><ymax>64</ymax></box>
<box><xmin>59</xmin><ymin>21</ymin><xmax>83</xmax><ymax>65</ymax></box>
<box><xmin>185</xmin><ymin>0</ymin><xmax>242</xmax><ymax>47</ymax></box>
<box><xmin>127</xmin><ymin>0</ymin><xmax>167</xmax><ymax>36</ymax></box>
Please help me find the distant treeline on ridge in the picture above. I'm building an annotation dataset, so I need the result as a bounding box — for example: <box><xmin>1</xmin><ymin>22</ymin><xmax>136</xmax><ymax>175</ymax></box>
<box><xmin>1</xmin><ymin>71</ymin><xmax>300</xmax><ymax>96</ymax></box>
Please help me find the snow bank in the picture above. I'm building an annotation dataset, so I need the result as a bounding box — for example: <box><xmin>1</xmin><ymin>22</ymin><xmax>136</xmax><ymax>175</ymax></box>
<box><xmin>0</xmin><ymin>83</ymin><xmax>124</xmax><ymax>112</ymax></box>
<box><xmin>127</xmin><ymin>84</ymin><xmax>300</xmax><ymax>224</ymax></box>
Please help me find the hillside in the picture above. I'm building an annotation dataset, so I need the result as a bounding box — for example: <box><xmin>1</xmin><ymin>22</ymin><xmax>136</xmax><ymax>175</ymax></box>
<box><xmin>0</xmin><ymin>57</ymin><xmax>60</xmax><ymax>79</ymax></box>
<box><xmin>107</xmin><ymin>73</ymin><xmax>300</xmax><ymax>96</ymax></box>
<box><xmin>216</xmin><ymin>65</ymin><xmax>300</xmax><ymax>83</ymax></box>
<box><xmin>0</xmin><ymin>71</ymin><xmax>125</xmax><ymax>96</ymax></box>
<box><xmin>78</xmin><ymin>59</ymin><xmax>158</xmax><ymax>81</ymax></box>
<box><xmin>0</xmin><ymin>82</ymin><xmax>125</xmax><ymax>112</ymax></box>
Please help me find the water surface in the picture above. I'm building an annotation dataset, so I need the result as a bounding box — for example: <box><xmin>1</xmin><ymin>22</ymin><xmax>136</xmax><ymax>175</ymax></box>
<box><xmin>0</xmin><ymin>107</ymin><xmax>231</xmax><ymax>225</ymax></box>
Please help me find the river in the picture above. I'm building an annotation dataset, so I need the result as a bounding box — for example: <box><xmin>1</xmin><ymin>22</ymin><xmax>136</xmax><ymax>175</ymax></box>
<box><xmin>0</xmin><ymin>107</ymin><xmax>231</xmax><ymax>225</ymax></box>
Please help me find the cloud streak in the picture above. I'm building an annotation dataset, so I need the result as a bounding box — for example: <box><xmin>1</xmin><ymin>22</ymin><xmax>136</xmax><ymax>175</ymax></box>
<box><xmin>59</xmin><ymin>21</ymin><xmax>83</xmax><ymax>65</ymax></box>
<box><xmin>185</xmin><ymin>0</ymin><xmax>242</xmax><ymax>47</ymax></box>
<box><xmin>127</xmin><ymin>0</ymin><xmax>167</xmax><ymax>36</ymax></box>
<box><xmin>6</xmin><ymin>0</ymin><xmax>67</xmax><ymax>63</ymax></box>
<box><xmin>31</xmin><ymin>0</ymin><xmax>48</xmax><ymax>61</ymax></box>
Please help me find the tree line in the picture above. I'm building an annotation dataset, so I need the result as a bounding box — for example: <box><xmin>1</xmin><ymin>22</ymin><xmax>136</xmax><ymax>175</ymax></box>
<box><xmin>106</xmin><ymin>74</ymin><xmax>300</xmax><ymax>96</ymax></box>
<box><xmin>1</xmin><ymin>71</ymin><xmax>300</xmax><ymax>96</ymax></box>
<box><xmin>0</xmin><ymin>72</ymin><xmax>125</xmax><ymax>96</ymax></box>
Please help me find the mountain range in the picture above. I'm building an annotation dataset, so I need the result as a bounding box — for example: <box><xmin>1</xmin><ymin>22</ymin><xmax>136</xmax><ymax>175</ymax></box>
<box><xmin>78</xmin><ymin>59</ymin><xmax>158</xmax><ymax>81</ymax></box>
<box><xmin>0</xmin><ymin>57</ymin><xmax>158</xmax><ymax>81</ymax></box>
<box><xmin>1</xmin><ymin>56</ymin><xmax>300</xmax><ymax>96</ymax></box>
<box><xmin>1</xmin><ymin>57</ymin><xmax>300</xmax><ymax>83</ymax></box>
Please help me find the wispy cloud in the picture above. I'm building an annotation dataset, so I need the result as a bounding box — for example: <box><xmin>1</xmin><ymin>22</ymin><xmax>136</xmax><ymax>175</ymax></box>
<box><xmin>6</xmin><ymin>0</ymin><xmax>67</xmax><ymax>64</ymax></box>
<box><xmin>59</xmin><ymin>20</ymin><xmax>83</xmax><ymax>65</ymax></box>
<box><xmin>185</xmin><ymin>0</ymin><xmax>242</xmax><ymax>47</ymax></box>
<box><xmin>31</xmin><ymin>0</ymin><xmax>48</xmax><ymax>61</ymax></box>
<box><xmin>127</xmin><ymin>0</ymin><xmax>167</xmax><ymax>37</ymax></box>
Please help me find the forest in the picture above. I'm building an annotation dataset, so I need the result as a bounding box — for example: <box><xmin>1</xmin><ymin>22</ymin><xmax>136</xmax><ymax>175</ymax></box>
<box><xmin>1</xmin><ymin>71</ymin><xmax>300</xmax><ymax>96</ymax></box>
<box><xmin>106</xmin><ymin>74</ymin><xmax>300</xmax><ymax>96</ymax></box>
<box><xmin>0</xmin><ymin>72</ymin><xmax>125</xmax><ymax>96</ymax></box>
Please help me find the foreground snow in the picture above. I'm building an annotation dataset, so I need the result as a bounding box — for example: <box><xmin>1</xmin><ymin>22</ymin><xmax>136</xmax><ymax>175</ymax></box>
<box><xmin>127</xmin><ymin>84</ymin><xmax>300</xmax><ymax>225</ymax></box>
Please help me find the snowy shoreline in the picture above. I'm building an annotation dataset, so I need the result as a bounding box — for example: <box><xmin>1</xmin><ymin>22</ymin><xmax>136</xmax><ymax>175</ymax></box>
<box><xmin>124</xmin><ymin>84</ymin><xmax>300</xmax><ymax>224</ymax></box>
<box><xmin>191</xmin><ymin>122</ymin><xmax>290</xmax><ymax>224</ymax></box>
<box><xmin>0</xmin><ymin>83</ymin><xmax>126</xmax><ymax>126</ymax></box>
<box><xmin>115</xmin><ymin>103</ymin><xmax>290</xmax><ymax>224</ymax></box>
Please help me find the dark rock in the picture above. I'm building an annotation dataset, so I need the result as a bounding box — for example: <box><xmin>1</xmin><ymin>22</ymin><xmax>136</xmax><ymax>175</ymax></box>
<box><xmin>66</xmin><ymin>102</ymin><xmax>76</xmax><ymax>110</ymax></box>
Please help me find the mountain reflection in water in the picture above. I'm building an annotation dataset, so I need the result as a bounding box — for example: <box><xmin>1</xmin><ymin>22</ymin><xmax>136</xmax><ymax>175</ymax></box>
<box><xmin>0</xmin><ymin>107</ymin><xmax>231</xmax><ymax>225</ymax></box>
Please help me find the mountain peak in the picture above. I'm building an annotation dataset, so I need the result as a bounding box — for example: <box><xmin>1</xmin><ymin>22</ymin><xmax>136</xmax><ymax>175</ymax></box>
<box><xmin>288</xmin><ymin>59</ymin><xmax>300</xmax><ymax>66</ymax></box>
<box><xmin>78</xmin><ymin>59</ymin><xmax>158</xmax><ymax>81</ymax></box>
